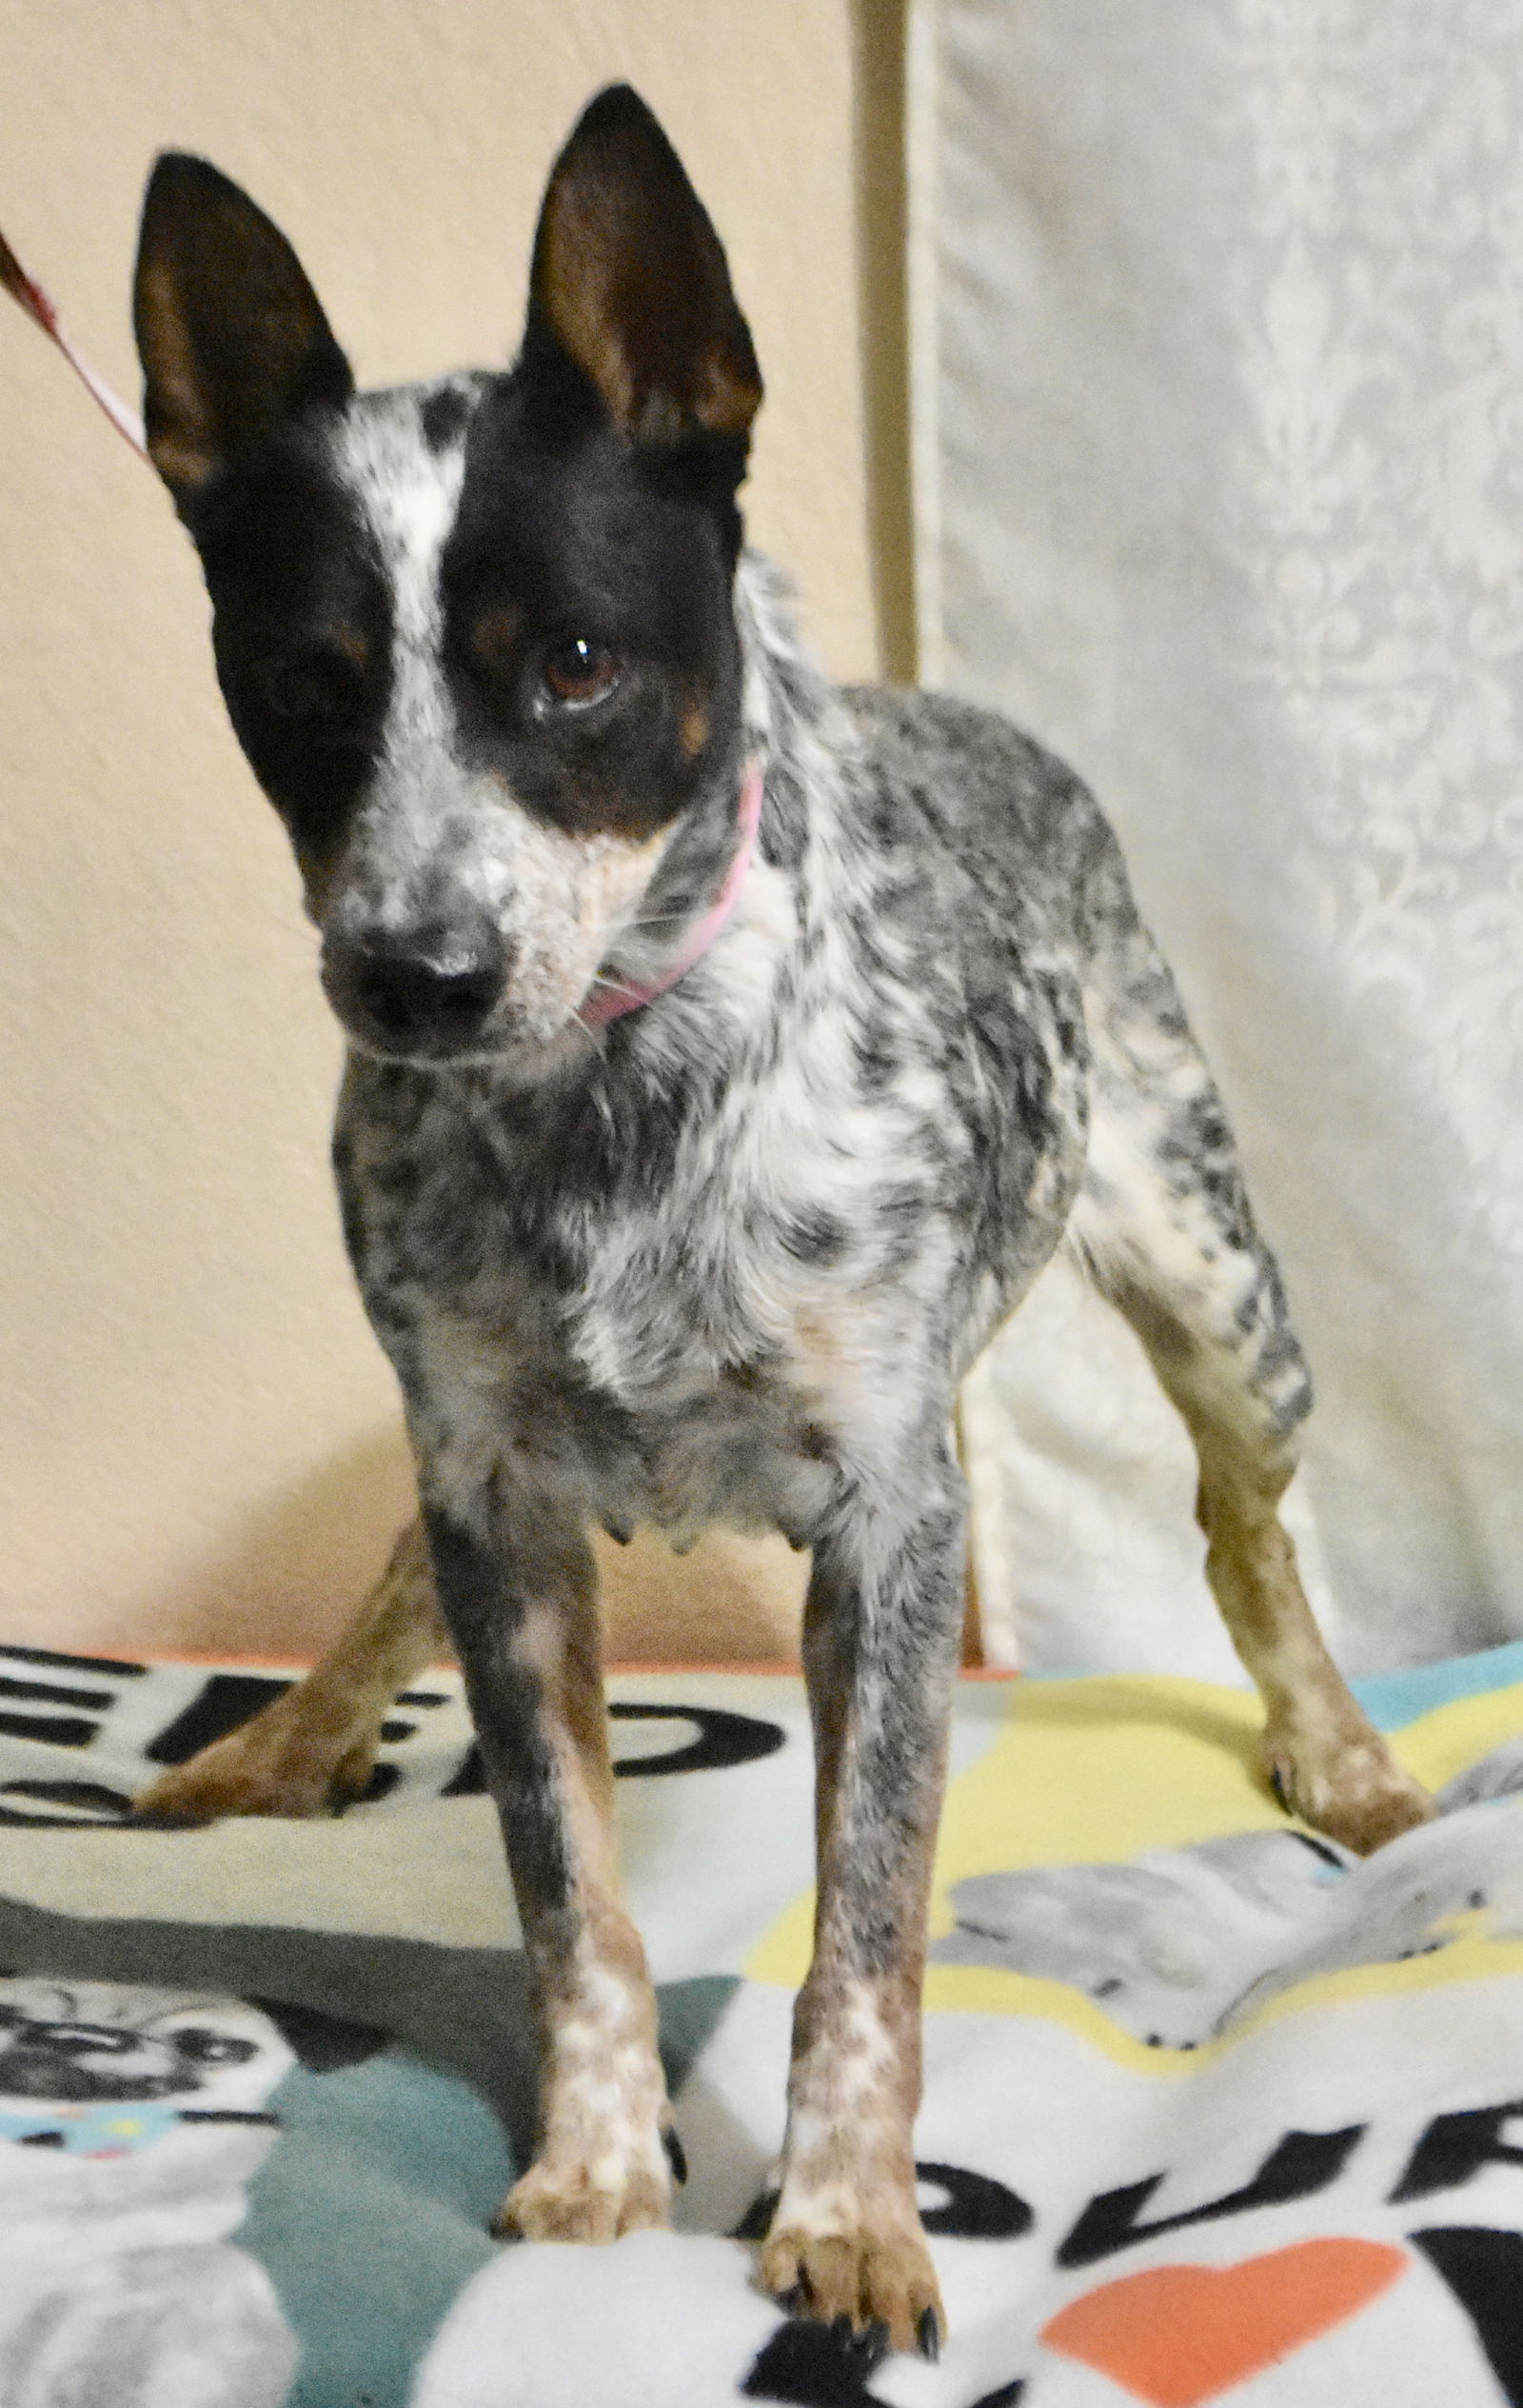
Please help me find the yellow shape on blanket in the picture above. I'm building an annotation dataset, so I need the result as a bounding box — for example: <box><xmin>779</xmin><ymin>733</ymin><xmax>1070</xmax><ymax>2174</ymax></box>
<box><xmin>925</xmin><ymin>1928</ymin><xmax>1523</xmax><ymax>2068</ymax></box>
<box><xmin>745</xmin><ymin>1671</ymin><xmax>1520</xmax><ymax>2061</ymax></box>
<box><xmin>748</xmin><ymin>1673</ymin><xmax>1272</xmax><ymax>1993</ymax></box>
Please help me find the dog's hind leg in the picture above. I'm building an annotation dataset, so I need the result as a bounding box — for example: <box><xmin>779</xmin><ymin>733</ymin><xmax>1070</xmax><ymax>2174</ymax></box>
<box><xmin>1070</xmin><ymin>925</ymin><xmax>1431</xmax><ymax>1855</ymax></box>
<box><xmin>133</xmin><ymin>1518</ymin><xmax>445</xmax><ymax>1823</ymax></box>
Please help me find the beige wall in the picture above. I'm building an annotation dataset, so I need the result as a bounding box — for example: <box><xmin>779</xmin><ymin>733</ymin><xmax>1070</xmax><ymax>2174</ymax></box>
<box><xmin>0</xmin><ymin>1</ymin><xmax>904</xmax><ymax>1662</ymax></box>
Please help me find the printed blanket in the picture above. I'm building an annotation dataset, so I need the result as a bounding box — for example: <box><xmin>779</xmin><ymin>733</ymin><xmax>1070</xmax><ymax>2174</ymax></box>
<box><xmin>3</xmin><ymin>1637</ymin><xmax>1523</xmax><ymax>2405</ymax></box>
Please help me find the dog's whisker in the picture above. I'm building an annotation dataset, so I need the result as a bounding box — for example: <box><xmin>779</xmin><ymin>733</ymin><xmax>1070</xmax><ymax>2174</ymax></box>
<box><xmin>620</xmin><ymin>907</ymin><xmax>703</xmax><ymax>935</ymax></box>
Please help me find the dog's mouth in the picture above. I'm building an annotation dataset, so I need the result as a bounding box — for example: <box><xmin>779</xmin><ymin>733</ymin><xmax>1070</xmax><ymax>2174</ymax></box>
<box><xmin>337</xmin><ymin>1023</ymin><xmax>584</xmax><ymax>1076</ymax></box>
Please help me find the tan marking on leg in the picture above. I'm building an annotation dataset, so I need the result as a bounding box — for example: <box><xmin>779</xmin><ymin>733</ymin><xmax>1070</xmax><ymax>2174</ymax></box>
<box><xmin>133</xmin><ymin>1519</ymin><xmax>445</xmax><ymax>1822</ymax></box>
<box><xmin>1197</xmin><ymin>1463</ymin><xmax>1432</xmax><ymax>1855</ymax></box>
<box><xmin>496</xmin><ymin>1569</ymin><xmax>674</xmax><ymax>2244</ymax></box>
<box><xmin>1070</xmin><ymin>986</ymin><xmax>1433</xmax><ymax>1859</ymax></box>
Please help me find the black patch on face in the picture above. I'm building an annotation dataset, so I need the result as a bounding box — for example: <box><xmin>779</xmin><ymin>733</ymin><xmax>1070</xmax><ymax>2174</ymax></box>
<box><xmin>181</xmin><ymin>422</ymin><xmax>393</xmax><ymax>883</ymax></box>
<box><xmin>437</xmin><ymin>351</ymin><xmax>746</xmax><ymax>842</ymax></box>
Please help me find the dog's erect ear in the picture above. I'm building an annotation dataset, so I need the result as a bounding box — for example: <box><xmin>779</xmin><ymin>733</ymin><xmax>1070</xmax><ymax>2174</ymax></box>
<box><xmin>527</xmin><ymin>85</ymin><xmax>762</xmax><ymax>455</ymax></box>
<box><xmin>134</xmin><ymin>154</ymin><xmax>353</xmax><ymax>499</ymax></box>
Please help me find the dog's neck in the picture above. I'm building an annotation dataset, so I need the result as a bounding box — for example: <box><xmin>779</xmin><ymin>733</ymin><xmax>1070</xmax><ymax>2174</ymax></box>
<box><xmin>564</xmin><ymin>551</ymin><xmax>852</xmax><ymax>1046</ymax></box>
<box><xmin>576</xmin><ymin>759</ymin><xmax>764</xmax><ymax>1029</ymax></box>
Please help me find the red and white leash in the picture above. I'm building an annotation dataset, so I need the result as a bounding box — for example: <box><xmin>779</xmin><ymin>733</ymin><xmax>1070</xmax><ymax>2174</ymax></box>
<box><xmin>0</xmin><ymin>225</ymin><xmax>148</xmax><ymax>458</ymax></box>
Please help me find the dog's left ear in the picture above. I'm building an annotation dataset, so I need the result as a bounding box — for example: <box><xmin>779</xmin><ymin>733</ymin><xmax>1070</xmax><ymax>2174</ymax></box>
<box><xmin>526</xmin><ymin>85</ymin><xmax>762</xmax><ymax>463</ymax></box>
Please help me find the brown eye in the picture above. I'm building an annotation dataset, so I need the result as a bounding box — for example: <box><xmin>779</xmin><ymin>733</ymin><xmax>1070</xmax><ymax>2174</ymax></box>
<box><xmin>541</xmin><ymin>638</ymin><xmax>623</xmax><ymax>710</ymax></box>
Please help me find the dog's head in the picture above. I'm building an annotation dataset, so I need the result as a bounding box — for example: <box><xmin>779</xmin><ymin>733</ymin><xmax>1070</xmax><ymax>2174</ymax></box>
<box><xmin>133</xmin><ymin>87</ymin><xmax>762</xmax><ymax>1071</ymax></box>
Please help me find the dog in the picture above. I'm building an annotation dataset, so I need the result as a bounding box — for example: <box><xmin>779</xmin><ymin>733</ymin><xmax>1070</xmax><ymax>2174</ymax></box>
<box><xmin>0</xmin><ymin>1977</ymin><xmax>298</xmax><ymax>2405</ymax></box>
<box><xmin>127</xmin><ymin>84</ymin><xmax>1431</xmax><ymax>2353</ymax></box>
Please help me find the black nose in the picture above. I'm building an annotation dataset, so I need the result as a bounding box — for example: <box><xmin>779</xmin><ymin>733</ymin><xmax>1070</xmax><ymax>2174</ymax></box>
<box><xmin>327</xmin><ymin>923</ymin><xmax>507</xmax><ymax>1054</ymax></box>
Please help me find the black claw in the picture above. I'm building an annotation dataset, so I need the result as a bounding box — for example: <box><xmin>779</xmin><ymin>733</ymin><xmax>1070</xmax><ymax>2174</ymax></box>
<box><xmin>840</xmin><ymin>2318</ymin><xmax>888</xmax><ymax>2365</ymax></box>
<box><xmin>1269</xmin><ymin>1764</ymin><xmax>1289</xmax><ymax>1810</ymax></box>
<box><xmin>663</xmin><ymin>2125</ymin><xmax>688</xmax><ymax>2186</ymax></box>
<box><xmin>917</xmin><ymin>2305</ymin><xmax>941</xmax><ymax>2362</ymax></box>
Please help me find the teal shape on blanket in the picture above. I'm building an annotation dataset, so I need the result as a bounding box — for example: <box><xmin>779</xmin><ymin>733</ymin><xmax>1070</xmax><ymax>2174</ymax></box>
<box><xmin>241</xmin><ymin>2048</ymin><xmax>508</xmax><ymax>2408</ymax></box>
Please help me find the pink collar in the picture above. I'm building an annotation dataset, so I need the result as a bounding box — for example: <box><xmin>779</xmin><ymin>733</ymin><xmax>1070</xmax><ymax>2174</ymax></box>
<box><xmin>578</xmin><ymin>762</ymin><xmax>764</xmax><ymax>1029</ymax></box>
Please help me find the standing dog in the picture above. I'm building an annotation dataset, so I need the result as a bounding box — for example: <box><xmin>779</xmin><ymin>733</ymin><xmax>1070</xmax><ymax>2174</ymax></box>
<box><xmin>129</xmin><ymin>86</ymin><xmax>1429</xmax><ymax>2352</ymax></box>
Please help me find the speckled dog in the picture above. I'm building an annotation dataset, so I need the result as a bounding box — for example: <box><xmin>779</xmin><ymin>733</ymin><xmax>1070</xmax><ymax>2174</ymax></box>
<box><xmin>130</xmin><ymin>86</ymin><xmax>1431</xmax><ymax>2355</ymax></box>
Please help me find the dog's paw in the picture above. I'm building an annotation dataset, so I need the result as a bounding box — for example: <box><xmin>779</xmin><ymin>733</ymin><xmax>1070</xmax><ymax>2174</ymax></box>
<box><xmin>494</xmin><ymin>2153</ymin><xmax>671</xmax><ymax>2245</ymax></box>
<box><xmin>760</xmin><ymin>2215</ymin><xmax>943</xmax><ymax>2358</ymax></box>
<box><xmin>1264</xmin><ymin>1726</ymin><xmax>1433</xmax><ymax>1857</ymax></box>
<box><xmin>131</xmin><ymin>1721</ymin><xmax>377</xmax><ymax>1825</ymax></box>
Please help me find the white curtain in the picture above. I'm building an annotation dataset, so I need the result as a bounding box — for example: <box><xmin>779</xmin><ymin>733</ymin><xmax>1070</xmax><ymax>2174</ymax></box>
<box><xmin>913</xmin><ymin>0</ymin><xmax>1523</xmax><ymax>1675</ymax></box>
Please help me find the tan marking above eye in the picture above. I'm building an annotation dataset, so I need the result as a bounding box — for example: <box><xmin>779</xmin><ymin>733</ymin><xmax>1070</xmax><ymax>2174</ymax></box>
<box><xmin>680</xmin><ymin>701</ymin><xmax>709</xmax><ymax>758</ymax></box>
<box><xmin>469</xmin><ymin>604</ymin><xmax>525</xmax><ymax>679</ymax></box>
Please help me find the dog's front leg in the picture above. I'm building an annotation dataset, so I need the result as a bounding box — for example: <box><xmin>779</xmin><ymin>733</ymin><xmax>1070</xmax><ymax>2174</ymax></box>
<box><xmin>424</xmin><ymin>1484</ymin><xmax>674</xmax><ymax>2243</ymax></box>
<box><xmin>761</xmin><ymin>1448</ymin><xmax>966</xmax><ymax>2357</ymax></box>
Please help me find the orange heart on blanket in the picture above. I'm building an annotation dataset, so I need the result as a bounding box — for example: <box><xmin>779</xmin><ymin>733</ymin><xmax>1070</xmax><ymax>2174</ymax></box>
<box><xmin>1039</xmin><ymin>2239</ymin><xmax>1408</xmax><ymax>2405</ymax></box>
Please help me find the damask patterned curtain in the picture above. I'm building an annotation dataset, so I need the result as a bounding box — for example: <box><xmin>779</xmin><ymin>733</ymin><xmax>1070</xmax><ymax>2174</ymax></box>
<box><xmin>913</xmin><ymin>1</ymin><xmax>1523</xmax><ymax>1674</ymax></box>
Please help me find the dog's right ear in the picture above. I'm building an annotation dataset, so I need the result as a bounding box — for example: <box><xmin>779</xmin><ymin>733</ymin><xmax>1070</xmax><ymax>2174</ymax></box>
<box><xmin>133</xmin><ymin>154</ymin><xmax>353</xmax><ymax>502</ymax></box>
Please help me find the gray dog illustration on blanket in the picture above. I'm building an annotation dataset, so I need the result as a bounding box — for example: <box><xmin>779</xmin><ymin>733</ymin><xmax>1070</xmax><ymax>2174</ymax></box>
<box><xmin>932</xmin><ymin>1746</ymin><xmax>1523</xmax><ymax>2049</ymax></box>
<box><xmin>0</xmin><ymin>1977</ymin><xmax>298</xmax><ymax>2408</ymax></box>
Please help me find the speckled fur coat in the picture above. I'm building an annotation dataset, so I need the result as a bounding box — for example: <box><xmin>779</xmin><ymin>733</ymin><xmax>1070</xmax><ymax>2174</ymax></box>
<box><xmin>335</xmin><ymin>549</ymin><xmax>1111</xmax><ymax>1561</ymax></box>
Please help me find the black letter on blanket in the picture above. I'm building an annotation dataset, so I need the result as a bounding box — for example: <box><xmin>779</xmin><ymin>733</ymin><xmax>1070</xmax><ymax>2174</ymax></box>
<box><xmin>1058</xmin><ymin>2126</ymin><xmax>1364</xmax><ymax>2269</ymax></box>
<box><xmin>742</xmin><ymin>2318</ymin><xmax>891</xmax><ymax>2403</ymax></box>
<box><xmin>741</xmin><ymin>2319</ymin><xmax>1027</xmax><ymax>2406</ymax></box>
<box><xmin>1411</xmin><ymin>2228</ymin><xmax>1523</xmax><ymax>2405</ymax></box>
<box><xmin>1392</xmin><ymin>2103</ymin><xmax>1523</xmax><ymax>2205</ymax></box>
